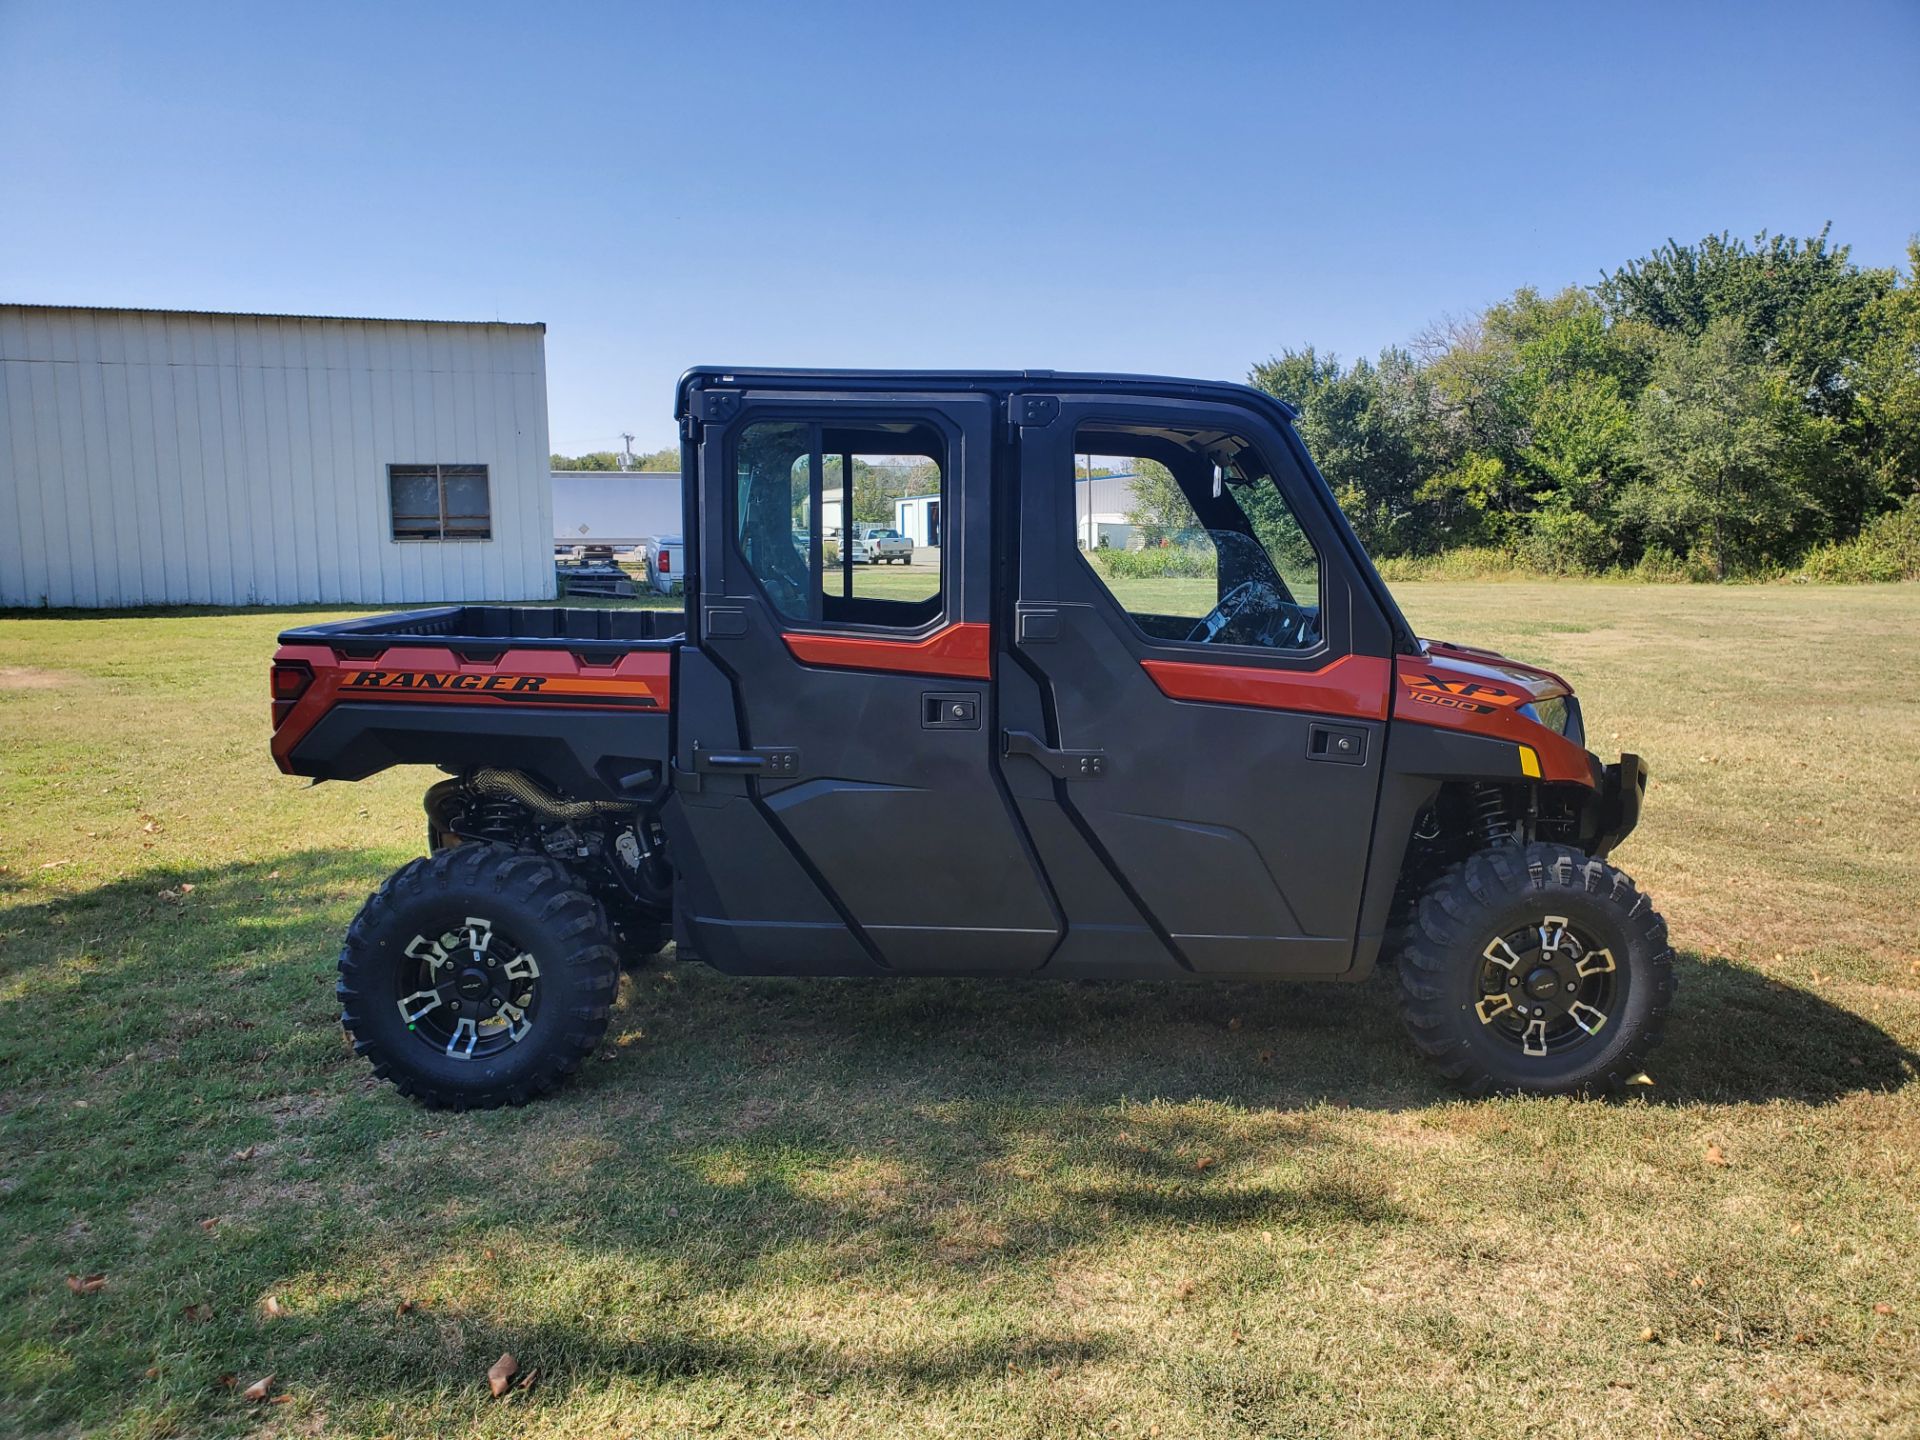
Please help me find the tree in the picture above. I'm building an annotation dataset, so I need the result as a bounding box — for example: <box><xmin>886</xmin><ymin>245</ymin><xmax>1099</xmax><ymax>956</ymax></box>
<box><xmin>1121</xmin><ymin>458</ymin><xmax>1192</xmax><ymax>546</ymax></box>
<box><xmin>1626</xmin><ymin>318</ymin><xmax>1816</xmax><ymax>577</ymax></box>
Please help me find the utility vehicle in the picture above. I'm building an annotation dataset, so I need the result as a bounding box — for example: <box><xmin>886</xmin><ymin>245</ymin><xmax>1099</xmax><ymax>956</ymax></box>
<box><xmin>270</xmin><ymin>368</ymin><xmax>1668</xmax><ymax>1109</ymax></box>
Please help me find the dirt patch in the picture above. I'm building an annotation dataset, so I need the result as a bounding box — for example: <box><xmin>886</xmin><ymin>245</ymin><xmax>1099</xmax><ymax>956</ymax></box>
<box><xmin>0</xmin><ymin>666</ymin><xmax>72</xmax><ymax>691</ymax></box>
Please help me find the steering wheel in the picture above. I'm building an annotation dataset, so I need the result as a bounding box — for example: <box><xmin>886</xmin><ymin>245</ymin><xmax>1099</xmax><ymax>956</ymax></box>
<box><xmin>1186</xmin><ymin>581</ymin><xmax>1321</xmax><ymax>649</ymax></box>
<box><xmin>1186</xmin><ymin>581</ymin><xmax>1263</xmax><ymax>645</ymax></box>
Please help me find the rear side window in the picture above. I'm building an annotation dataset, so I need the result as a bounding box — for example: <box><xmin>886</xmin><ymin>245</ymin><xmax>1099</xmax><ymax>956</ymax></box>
<box><xmin>733</xmin><ymin>420</ymin><xmax>943</xmax><ymax>627</ymax></box>
<box><xmin>1073</xmin><ymin>424</ymin><xmax>1322</xmax><ymax>652</ymax></box>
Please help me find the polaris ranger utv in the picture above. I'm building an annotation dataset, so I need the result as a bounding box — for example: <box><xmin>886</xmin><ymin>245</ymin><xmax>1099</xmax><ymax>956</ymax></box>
<box><xmin>271</xmin><ymin>368</ymin><xmax>1668</xmax><ymax>1109</ymax></box>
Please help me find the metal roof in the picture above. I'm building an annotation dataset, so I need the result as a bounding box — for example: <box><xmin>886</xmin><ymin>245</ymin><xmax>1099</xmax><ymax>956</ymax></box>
<box><xmin>1</xmin><ymin>301</ymin><xmax>544</xmax><ymax>331</ymax></box>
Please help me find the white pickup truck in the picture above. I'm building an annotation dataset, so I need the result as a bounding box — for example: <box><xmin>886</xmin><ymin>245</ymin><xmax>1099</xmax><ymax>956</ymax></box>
<box><xmin>858</xmin><ymin>525</ymin><xmax>914</xmax><ymax>564</ymax></box>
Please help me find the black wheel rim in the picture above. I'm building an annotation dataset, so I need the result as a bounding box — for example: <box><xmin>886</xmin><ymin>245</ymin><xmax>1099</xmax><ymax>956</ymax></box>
<box><xmin>392</xmin><ymin>916</ymin><xmax>541</xmax><ymax>1062</ymax></box>
<box><xmin>1473</xmin><ymin>914</ymin><xmax>1618</xmax><ymax>1058</ymax></box>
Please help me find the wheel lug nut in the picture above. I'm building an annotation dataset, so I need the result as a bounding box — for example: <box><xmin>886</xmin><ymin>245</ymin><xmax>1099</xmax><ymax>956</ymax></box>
<box><xmin>1507</xmin><ymin>977</ymin><xmax>1518</xmax><ymax>987</ymax></box>
<box><xmin>1566</xmin><ymin>983</ymin><xmax>1577</xmax><ymax>993</ymax></box>
<box><xmin>487</xmin><ymin>957</ymin><xmax>497</xmax><ymax>968</ymax></box>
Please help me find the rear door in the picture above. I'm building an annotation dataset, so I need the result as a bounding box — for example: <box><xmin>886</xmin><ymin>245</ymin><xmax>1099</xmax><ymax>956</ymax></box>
<box><xmin>999</xmin><ymin>391</ymin><xmax>1395</xmax><ymax>976</ymax></box>
<box><xmin>663</xmin><ymin>383</ymin><xmax>1061</xmax><ymax>976</ymax></box>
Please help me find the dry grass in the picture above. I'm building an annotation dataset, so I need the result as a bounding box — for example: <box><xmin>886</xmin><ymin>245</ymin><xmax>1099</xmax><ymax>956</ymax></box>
<box><xmin>1</xmin><ymin>583</ymin><xmax>1917</xmax><ymax>1438</ymax></box>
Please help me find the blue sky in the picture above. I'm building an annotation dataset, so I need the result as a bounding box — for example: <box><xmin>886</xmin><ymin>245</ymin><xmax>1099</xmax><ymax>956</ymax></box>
<box><xmin>3</xmin><ymin>0</ymin><xmax>1915</xmax><ymax>455</ymax></box>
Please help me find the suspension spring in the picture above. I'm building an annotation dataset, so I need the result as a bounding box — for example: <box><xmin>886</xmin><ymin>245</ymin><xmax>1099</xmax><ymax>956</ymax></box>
<box><xmin>1474</xmin><ymin>785</ymin><xmax>1513</xmax><ymax>846</ymax></box>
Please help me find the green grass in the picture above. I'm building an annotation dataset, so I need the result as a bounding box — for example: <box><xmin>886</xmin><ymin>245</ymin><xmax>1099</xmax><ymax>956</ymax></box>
<box><xmin>2</xmin><ymin>583</ymin><xmax>1918</xmax><ymax>1438</ymax></box>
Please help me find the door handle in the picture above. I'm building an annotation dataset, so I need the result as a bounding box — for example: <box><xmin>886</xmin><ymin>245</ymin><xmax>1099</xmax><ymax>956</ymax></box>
<box><xmin>1003</xmin><ymin>730</ymin><xmax>1107</xmax><ymax>779</ymax></box>
<box><xmin>692</xmin><ymin>745</ymin><xmax>799</xmax><ymax>776</ymax></box>
<box><xmin>1307</xmin><ymin>723</ymin><xmax>1368</xmax><ymax>765</ymax></box>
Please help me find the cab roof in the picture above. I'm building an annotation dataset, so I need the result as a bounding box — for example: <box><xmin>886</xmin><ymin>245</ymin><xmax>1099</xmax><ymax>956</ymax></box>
<box><xmin>674</xmin><ymin>366</ymin><xmax>1298</xmax><ymax>422</ymax></box>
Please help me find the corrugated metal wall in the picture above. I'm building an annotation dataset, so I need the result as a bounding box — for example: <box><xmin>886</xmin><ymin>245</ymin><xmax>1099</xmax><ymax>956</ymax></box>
<box><xmin>0</xmin><ymin>305</ymin><xmax>555</xmax><ymax>607</ymax></box>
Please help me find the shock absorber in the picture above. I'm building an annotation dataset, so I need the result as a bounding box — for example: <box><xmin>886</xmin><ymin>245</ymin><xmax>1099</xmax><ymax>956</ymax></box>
<box><xmin>1474</xmin><ymin>784</ymin><xmax>1514</xmax><ymax>847</ymax></box>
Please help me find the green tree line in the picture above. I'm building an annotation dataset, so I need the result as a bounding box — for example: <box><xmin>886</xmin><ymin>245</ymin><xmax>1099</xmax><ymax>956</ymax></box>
<box><xmin>1251</xmin><ymin>228</ymin><xmax>1920</xmax><ymax>578</ymax></box>
<box><xmin>550</xmin><ymin>447</ymin><xmax>680</xmax><ymax>472</ymax></box>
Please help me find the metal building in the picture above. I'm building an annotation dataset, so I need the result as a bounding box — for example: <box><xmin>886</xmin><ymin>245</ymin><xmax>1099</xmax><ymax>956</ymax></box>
<box><xmin>0</xmin><ymin>303</ymin><xmax>555</xmax><ymax>607</ymax></box>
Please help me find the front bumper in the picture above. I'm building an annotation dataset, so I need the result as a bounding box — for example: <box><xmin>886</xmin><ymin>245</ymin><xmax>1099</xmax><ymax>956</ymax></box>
<box><xmin>1591</xmin><ymin>753</ymin><xmax>1647</xmax><ymax>857</ymax></box>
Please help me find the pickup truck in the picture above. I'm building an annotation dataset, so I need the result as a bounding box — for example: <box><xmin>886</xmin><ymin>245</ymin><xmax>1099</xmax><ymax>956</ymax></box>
<box><xmin>640</xmin><ymin>534</ymin><xmax>685</xmax><ymax>595</ymax></box>
<box><xmin>272</xmin><ymin>367</ymin><xmax>1666</xmax><ymax>1110</ymax></box>
<box><xmin>858</xmin><ymin>525</ymin><xmax>914</xmax><ymax>564</ymax></box>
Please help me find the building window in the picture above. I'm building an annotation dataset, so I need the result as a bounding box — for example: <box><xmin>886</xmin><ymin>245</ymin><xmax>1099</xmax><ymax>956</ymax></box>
<box><xmin>389</xmin><ymin>463</ymin><xmax>492</xmax><ymax>541</ymax></box>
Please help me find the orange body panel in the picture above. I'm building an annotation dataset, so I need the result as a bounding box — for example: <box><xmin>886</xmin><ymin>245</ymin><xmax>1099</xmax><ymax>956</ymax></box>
<box><xmin>270</xmin><ymin>642</ymin><xmax>671</xmax><ymax>774</ymax></box>
<box><xmin>782</xmin><ymin>621</ymin><xmax>992</xmax><ymax>680</ymax></box>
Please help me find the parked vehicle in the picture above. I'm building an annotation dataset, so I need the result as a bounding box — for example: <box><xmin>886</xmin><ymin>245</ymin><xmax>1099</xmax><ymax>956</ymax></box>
<box><xmin>272</xmin><ymin>367</ymin><xmax>1666</xmax><ymax>1110</ymax></box>
<box><xmin>640</xmin><ymin>534</ymin><xmax>685</xmax><ymax>595</ymax></box>
<box><xmin>859</xmin><ymin>526</ymin><xmax>914</xmax><ymax>564</ymax></box>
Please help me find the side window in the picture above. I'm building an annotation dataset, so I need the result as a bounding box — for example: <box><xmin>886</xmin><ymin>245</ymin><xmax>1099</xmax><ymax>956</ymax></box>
<box><xmin>734</xmin><ymin>420</ymin><xmax>942</xmax><ymax>626</ymax></box>
<box><xmin>1074</xmin><ymin>424</ymin><xmax>1322</xmax><ymax>652</ymax></box>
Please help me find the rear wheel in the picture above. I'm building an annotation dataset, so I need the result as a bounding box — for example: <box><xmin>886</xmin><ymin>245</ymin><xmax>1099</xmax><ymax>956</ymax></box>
<box><xmin>338</xmin><ymin>844</ymin><xmax>619</xmax><ymax>1109</ymax></box>
<box><xmin>1397</xmin><ymin>842</ymin><xmax>1673</xmax><ymax>1096</ymax></box>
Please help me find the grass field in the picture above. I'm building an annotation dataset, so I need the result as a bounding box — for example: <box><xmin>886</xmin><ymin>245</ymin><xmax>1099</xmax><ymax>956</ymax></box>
<box><xmin>2</xmin><ymin>582</ymin><xmax>1918</xmax><ymax>1439</ymax></box>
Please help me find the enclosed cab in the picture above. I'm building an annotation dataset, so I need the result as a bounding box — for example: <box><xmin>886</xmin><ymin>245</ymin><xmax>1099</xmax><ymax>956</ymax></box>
<box><xmin>272</xmin><ymin>368</ymin><xmax>1669</xmax><ymax>1110</ymax></box>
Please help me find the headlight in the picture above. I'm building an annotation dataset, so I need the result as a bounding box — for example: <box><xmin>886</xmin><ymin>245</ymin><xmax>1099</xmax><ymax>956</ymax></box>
<box><xmin>1519</xmin><ymin>696</ymin><xmax>1585</xmax><ymax>747</ymax></box>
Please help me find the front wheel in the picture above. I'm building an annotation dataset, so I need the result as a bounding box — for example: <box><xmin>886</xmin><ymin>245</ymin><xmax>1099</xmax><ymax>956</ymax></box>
<box><xmin>1397</xmin><ymin>842</ymin><xmax>1673</xmax><ymax>1096</ymax></box>
<box><xmin>337</xmin><ymin>844</ymin><xmax>620</xmax><ymax>1109</ymax></box>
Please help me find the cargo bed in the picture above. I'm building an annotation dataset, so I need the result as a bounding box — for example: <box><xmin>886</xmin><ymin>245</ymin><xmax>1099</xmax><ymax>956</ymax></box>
<box><xmin>278</xmin><ymin>604</ymin><xmax>686</xmax><ymax>652</ymax></box>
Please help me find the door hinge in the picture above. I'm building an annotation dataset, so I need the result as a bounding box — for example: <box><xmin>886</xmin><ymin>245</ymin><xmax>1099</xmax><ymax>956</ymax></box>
<box><xmin>1003</xmin><ymin>729</ymin><xmax>1107</xmax><ymax>779</ymax></box>
<box><xmin>1009</xmin><ymin>393</ymin><xmax>1058</xmax><ymax>438</ymax></box>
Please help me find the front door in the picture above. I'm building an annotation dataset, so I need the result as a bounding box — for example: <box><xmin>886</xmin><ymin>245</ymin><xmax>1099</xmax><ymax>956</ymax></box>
<box><xmin>664</xmin><ymin>384</ymin><xmax>1061</xmax><ymax>976</ymax></box>
<box><xmin>1000</xmin><ymin>393</ymin><xmax>1395</xmax><ymax>976</ymax></box>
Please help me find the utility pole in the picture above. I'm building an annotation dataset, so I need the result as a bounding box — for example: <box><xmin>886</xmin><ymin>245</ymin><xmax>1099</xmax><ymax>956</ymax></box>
<box><xmin>620</xmin><ymin>433</ymin><xmax>636</xmax><ymax>471</ymax></box>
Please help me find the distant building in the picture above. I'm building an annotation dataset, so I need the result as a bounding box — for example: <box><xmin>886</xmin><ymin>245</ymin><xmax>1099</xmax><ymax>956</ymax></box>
<box><xmin>894</xmin><ymin>493</ymin><xmax>942</xmax><ymax>548</ymax></box>
<box><xmin>551</xmin><ymin>470</ymin><xmax>680</xmax><ymax>550</ymax></box>
<box><xmin>1075</xmin><ymin>471</ymin><xmax>1141</xmax><ymax>550</ymax></box>
<box><xmin>0</xmin><ymin>303</ymin><xmax>555</xmax><ymax>607</ymax></box>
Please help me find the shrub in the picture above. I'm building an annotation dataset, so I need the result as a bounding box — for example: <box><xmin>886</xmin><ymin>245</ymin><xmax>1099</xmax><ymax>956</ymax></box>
<box><xmin>1794</xmin><ymin>499</ymin><xmax>1920</xmax><ymax>583</ymax></box>
<box><xmin>1086</xmin><ymin>546</ymin><xmax>1218</xmax><ymax>580</ymax></box>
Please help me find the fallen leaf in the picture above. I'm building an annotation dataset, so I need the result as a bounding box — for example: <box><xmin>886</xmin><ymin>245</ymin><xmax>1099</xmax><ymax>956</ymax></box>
<box><xmin>143</xmin><ymin>1367</ymin><xmax>158</xmax><ymax>1379</ymax></box>
<box><xmin>199</xmin><ymin>1217</ymin><xmax>219</xmax><ymax>1233</ymax></box>
<box><xmin>396</xmin><ymin>1299</ymin><xmax>416</xmax><ymax>1316</ymax></box>
<box><xmin>1625</xmin><ymin>1072</ymin><xmax>1655</xmax><ymax>1087</ymax></box>
<box><xmin>262</xmin><ymin>1295</ymin><xmax>286</xmax><ymax>1318</ymax></box>
<box><xmin>266</xmin><ymin>869</ymin><xmax>282</xmax><ymax>880</ymax></box>
<box><xmin>1174</xmin><ymin>1279</ymin><xmax>1196</xmax><ymax>1301</ymax></box>
<box><xmin>1875</xmin><ymin>1303</ymin><xmax>1895</xmax><ymax>1316</ymax></box>
<box><xmin>1195</xmin><ymin>1156</ymin><xmax>1215</xmax><ymax>1172</ymax></box>
<box><xmin>1793</xmin><ymin>1332</ymin><xmax>1814</xmax><ymax>1345</ymax></box>
<box><xmin>1638</xmin><ymin>1328</ymin><xmax>1658</xmax><ymax>1343</ymax></box>
<box><xmin>516</xmin><ymin>1368</ymin><xmax>540</xmax><ymax>1392</ymax></box>
<box><xmin>180</xmin><ymin>1301</ymin><xmax>214</xmax><ymax>1323</ymax></box>
<box><xmin>230</xmin><ymin>1146</ymin><xmax>256</xmax><ymax>1162</ymax></box>
<box><xmin>1789</xmin><ymin>1221</ymin><xmax>1806</xmax><ymax>1236</ymax></box>
<box><xmin>66</xmin><ymin>1273</ymin><xmax>106</xmax><ymax>1295</ymax></box>
<box><xmin>1257</xmin><ymin>1049</ymin><xmax>1274</xmax><ymax>1064</ymax></box>
<box><xmin>487</xmin><ymin>1352</ymin><xmax>518</xmax><ymax>1398</ymax></box>
<box><xmin>1705</xmin><ymin>1144</ymin><xmax>1729</xmax><ymax>1167</ymax></box>
<box><xmin>217</xmin><ymin>1374</ymin><xmax>238</xmax><ymax>1390</ymax></box>
<box><xmin>1226</xmin><ymin>1017</ymin><xmax>1242</xmax><ymax>1032</ymax></box>
<box><xmin>242</xmin><ymin>1374</ymin><xmax>274</xmax><ymax>1402</ymax></box>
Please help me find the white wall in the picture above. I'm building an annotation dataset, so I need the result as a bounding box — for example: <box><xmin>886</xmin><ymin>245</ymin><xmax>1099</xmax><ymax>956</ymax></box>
<box><xmin>551</xmin><ymin>470</ymin><xmax>681</xmax><ymax>547</ymax></box>
<box><xmin>0</xmin><ymin>306</ymin><xmax>554</xmax><ymax>607</ymax></box>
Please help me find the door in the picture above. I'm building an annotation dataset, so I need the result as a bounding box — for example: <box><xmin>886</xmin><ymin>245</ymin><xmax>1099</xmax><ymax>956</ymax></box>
<box><xmin>1000</xmin><ymin>393</ymin><xmax>1394</xmax><ymax>977</ymax></box>
<box><xmin>663</xmin><ymin>383</ymin><xmax>1062</xmax><ymax>976</ymax></box>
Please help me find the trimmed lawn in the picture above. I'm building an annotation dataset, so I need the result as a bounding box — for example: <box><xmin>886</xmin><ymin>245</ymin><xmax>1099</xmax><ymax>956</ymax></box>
<box><xmin>1</xmin><ymin>582</ymin><xmax>1917</xmax><ymax>1438</ymax></box>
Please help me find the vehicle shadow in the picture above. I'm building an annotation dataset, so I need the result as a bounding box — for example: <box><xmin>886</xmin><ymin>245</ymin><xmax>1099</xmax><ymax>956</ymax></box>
<box><xmin>4</xmin><ymin>851</ymin><xmax>1911</xmax><ymax>1115</ymax></box>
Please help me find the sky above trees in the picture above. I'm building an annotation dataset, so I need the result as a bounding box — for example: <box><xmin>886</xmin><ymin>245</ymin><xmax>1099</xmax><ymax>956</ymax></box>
<box><xmin>2</xmin><ymin>1</ymin><xmax>1914</xmax><ymax>457</ymax></box>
